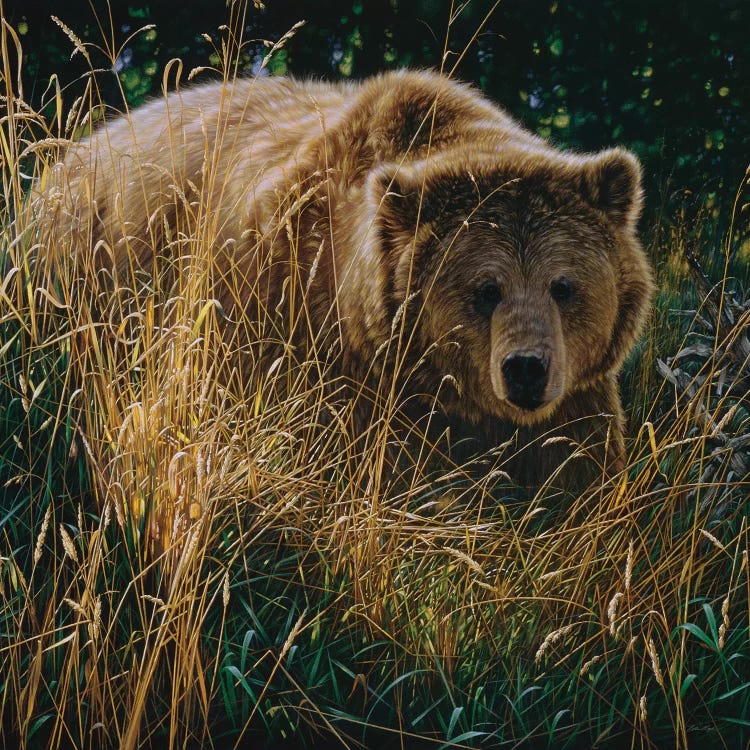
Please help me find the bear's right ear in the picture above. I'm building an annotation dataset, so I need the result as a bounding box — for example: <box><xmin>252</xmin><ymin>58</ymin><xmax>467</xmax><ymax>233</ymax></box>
<box><xmin>366</xmin><ymin>163</ymin><xmax>440</xmax><ymax>234</ymax></box>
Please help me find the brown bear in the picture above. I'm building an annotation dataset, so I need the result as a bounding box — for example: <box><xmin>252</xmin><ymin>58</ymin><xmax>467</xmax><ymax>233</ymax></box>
<box><xmin>38</xmin><ymin>70</ymin><xmax>654</xmax><ymax>490</ymax></box>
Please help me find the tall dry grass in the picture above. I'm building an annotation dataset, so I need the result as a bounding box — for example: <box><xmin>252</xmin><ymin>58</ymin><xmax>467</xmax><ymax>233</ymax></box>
<box><xmin>1</xmin><ymin>4</ymin><xmax>748</xmax><ymax>749</ymax></box>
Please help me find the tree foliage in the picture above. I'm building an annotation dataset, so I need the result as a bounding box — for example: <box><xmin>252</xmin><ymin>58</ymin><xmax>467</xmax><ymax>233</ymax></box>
<box><xmin>11</xmin><ymin>0</ymin><xmax>748</xmax><ymax>207</ymax></box>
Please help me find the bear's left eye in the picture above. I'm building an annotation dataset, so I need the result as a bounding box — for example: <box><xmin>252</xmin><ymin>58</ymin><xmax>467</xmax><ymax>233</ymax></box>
<box><xmin>550</xmin><ymin>277</ymin><xmax>576</xmax><ymax>305</ymax></box>
<box><xmin>473</xmin><ymin>281</ymin><xmax>502</xmax><ymax>317</ymax></box>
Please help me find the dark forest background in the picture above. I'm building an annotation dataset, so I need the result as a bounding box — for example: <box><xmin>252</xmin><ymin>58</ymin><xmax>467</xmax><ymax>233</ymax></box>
<box><xmin>7</xmin><ymin>0</ymin><xmax>749</xmax><ymax>222</ymax></box>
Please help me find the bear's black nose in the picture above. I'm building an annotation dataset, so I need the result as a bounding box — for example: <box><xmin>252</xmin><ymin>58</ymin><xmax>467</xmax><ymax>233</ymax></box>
<box><xmin>502</xmin><ymin>353</ymin><xmax>548</xmax><ymax>410</ymax></box>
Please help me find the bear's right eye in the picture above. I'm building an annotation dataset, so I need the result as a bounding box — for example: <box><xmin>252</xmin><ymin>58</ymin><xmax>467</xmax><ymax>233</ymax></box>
<box><xmin>473</xmin><ymin>281</ymin><xmax>502</xmax><ymax>317</ymax></box>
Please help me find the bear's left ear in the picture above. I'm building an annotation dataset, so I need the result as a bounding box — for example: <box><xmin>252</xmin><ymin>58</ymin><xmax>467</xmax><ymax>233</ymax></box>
<box><xmin>581</xmin><ymin>148</ymin><xmax>643</xmax><ymax>230</ymax></box>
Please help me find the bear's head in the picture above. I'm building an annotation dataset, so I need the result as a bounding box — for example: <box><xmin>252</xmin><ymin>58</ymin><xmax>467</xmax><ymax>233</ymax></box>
<box><xmin>367</xmin><ymin>145</ymin><xmax>653</xmax><ymax>425</ymax></box>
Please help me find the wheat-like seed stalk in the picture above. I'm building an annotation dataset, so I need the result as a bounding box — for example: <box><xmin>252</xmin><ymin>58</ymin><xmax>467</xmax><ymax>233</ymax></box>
<box><xmin>33</xmin><ymin>505</ymin><xmax>51</xmax><ymax>566</ymax></box>
<box><xmin>443</xmin><ymin>547</ymin><xmax>485</xmax><ymax>576</ymax></box>
<box><xmin>113</xmin><ymin>495</ymin><xmax>125</xmax><ymax>529</ymax></box>
<box><xmin>647</xmin><ymin>637</ymin><xmax>664</xmax><ymax>686</ymax></box>
<box><xmin>607</xmin><ymin>592</ymin><xmax>623</xmax><ymax>637</ymax></box>
<box><xmin>700</xmin><ymin>529</ymin><xmax>726</xmax><ymax>552</ymax></box>
<box><xmin>541</xmin><ymin>435</ymin><xmax>575</xmax><ymax>447</ymax></box>
<box><xmin>51</xmin><ymin>16</ymin><xmax>90</xmax><ymax>62</ymax></box>
<box><xmin>59</xmin><ymin>524</ymin><xmax>78</xmax><ymax>564</ymax></box>
<box><xmin>535</xmin><ymin>623</ymin><xmax>575</xmax><ymax>664</ymax></box>
<box><xmin>639</xmin><ymin>694</ymin><xmax>648</xmax><ymax>724</ymax></box>
<box><xmin>711</xmin><ymin>401</ymin><xmax>740</xmax><ymax>436</ymax></box>
<box><xmin>64</xmin><ymin>597</ymin><xmax>85</xmax><ymax>616</ymax></box>
<box><xmin>88</xmin><ymin>596</ymin><xmax>102</xmax><ymax>641</ymax></box>
<box><xmin>718</xmin><ymin>595</ymin><xmax>730</xmax><ymax>650</ymax></box>
<box><xmin>579</xmin><ymin>654</ymin><xmax>601</xmax><ymax>677</ymax></box>
<box><xmin>222</xmin><ymin>571</ymin><xmax>230</xmax><ymax>609</ymax></box>
<box><xmin>624</xmin><ymin>540</ymin><xmax>634</xmax><ymax>592</ymax></box>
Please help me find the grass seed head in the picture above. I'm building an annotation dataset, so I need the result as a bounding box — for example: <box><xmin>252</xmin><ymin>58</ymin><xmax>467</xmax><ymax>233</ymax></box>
<box><xmin>535</xmin><ymin>623</ymin><xmax>576</xmax><ymax>664</ymax></box>
<box><xmin>33</xmin><ymin>505</ymin><xmax>52</xmax><ymax>566</ymax></box>
<box><xmin>647</xmin><ymin>637</ymin><xmax>664</xmax><ymax>687</ymax></box>
<box><xmin>625</xmin><ymin>540</ymin><xmax>633</xmax><ymax>591</ymax></box>
<box><xmin>59</xmin><ymin>524</ymin><xmax>78</xmax><ymax>564</ymax></box>
<box><xmin>607</xmin><ymin>591</ymin><xmax>624</xmax><ymax>637</ymax></box>
<box><xmin>579</xmin><ymin>654</ymin><xmax>601</xmax><ymax>677</ymax></box>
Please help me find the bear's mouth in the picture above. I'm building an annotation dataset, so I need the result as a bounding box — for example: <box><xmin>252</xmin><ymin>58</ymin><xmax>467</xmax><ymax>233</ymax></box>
<box><xmin>489</xmin><ymin>375</ymin><xmax>566</xmax><ymax>422</ymax></box>
<box><xmin>500</xmin><ymin>395</ymin><xmax>560</xmax><ymax>425</ymax></box>
<box><xmin>509</xmin><ymin>395</ymin><xmax>545</xmax><ymax>412</ymax></box>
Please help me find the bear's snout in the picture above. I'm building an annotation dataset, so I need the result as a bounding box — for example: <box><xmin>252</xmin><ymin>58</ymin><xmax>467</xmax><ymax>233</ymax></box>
<box><xmin>501</xmin><ymin>351</ymin><xmax>549</xmax><ymax>411</ymax></box>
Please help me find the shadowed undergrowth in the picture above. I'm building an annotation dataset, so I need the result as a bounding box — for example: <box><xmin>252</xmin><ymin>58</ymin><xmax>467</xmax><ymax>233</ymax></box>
<box><xmin>1</xmin><ymin>6</ymin><xmax>749</xmax><ymax>749</ymax></box>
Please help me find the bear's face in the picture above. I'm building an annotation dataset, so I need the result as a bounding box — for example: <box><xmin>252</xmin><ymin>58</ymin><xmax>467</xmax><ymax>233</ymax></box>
<box><xmin>423</xmin><ymin>195</ymin><xmax>620</xmax><ymax>424</ymax></box>
<box><xmin>372</xmin><ymin>146</ymin><xmax>649</xmax><ymax>425</ymax></box>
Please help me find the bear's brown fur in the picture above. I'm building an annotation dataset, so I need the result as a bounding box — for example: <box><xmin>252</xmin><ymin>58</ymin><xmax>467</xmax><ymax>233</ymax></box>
<box><xmin>39</xmin><ymin>70</ymin><xmax>654</xmax><ymax>489</ymax></box>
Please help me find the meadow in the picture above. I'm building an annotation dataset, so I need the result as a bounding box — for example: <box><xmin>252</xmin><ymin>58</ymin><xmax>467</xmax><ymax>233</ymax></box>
<box><xmin>1</xmin><ymin>5</ymin><xmax>749</xmax><ymax>749</ymax></box>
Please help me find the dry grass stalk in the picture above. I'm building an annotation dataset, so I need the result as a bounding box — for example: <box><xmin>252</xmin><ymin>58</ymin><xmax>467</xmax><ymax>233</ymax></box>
<box><xmin>0</xmin><ymin>3</ymin><xmax>748</xmax><ymax>749</ymax></box>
